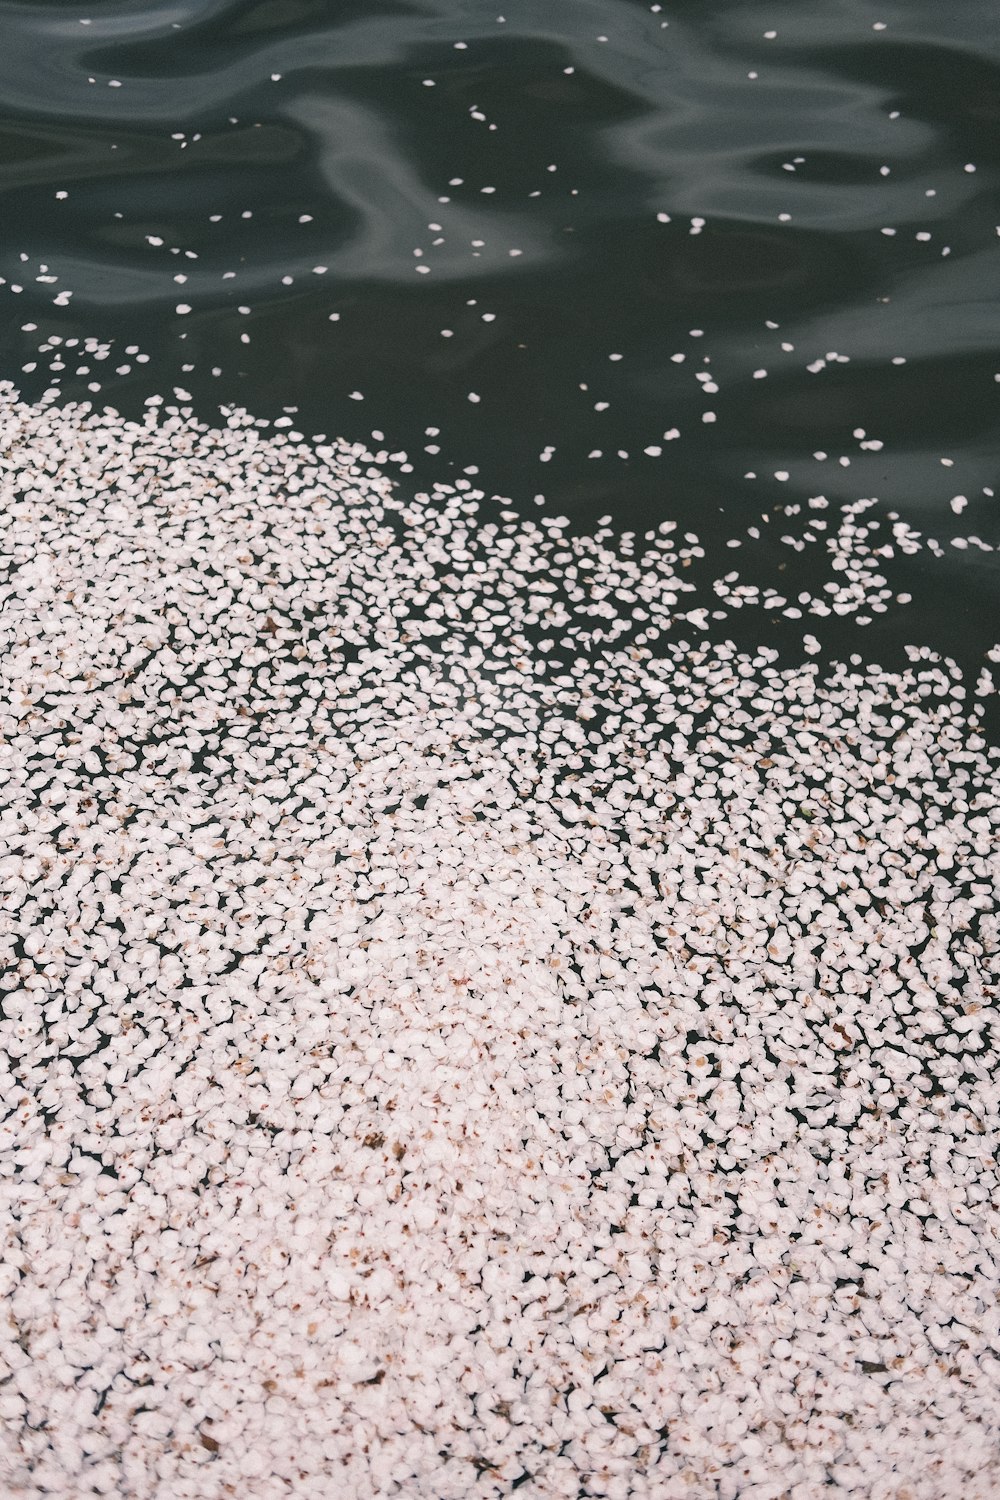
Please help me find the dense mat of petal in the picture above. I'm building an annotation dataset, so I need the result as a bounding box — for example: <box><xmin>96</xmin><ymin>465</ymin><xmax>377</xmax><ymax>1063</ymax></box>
<box><xmin>1</xmin><ymin>391</ymin><xmax>998</xmax><ymax>1499</ymax></box>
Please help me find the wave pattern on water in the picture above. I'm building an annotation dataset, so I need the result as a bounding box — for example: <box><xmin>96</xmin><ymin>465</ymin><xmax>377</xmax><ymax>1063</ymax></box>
<box><xmin>0</xmin><ymin>0</ymin><xmax>997</xmax><ymax>640</ymax></box>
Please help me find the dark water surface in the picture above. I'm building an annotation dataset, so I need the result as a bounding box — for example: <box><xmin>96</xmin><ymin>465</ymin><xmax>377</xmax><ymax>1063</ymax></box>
<box><xmin>1</xmin><ymin>0</ymin><xmax>998</xmax><ymax>702</ymax></box>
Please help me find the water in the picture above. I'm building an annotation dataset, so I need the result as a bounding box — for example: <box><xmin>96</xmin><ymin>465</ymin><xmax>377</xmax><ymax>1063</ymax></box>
<box><xmin>1</xmin><ymin>0</ymin><xmax>998</xmax><ymax>706</ymax></box>
<box><xmin>3</xmin><ymin>7</ymin><xmax>1000</xmax><ymax>1496</ymax></box>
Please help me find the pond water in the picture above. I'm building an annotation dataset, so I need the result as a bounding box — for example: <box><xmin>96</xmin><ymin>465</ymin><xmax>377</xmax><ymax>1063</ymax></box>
<box><xmin>2</xmin><ymin>5</ymin><xmax>999</xmax><ymax>1498</ymax></box>
<box><xmin>1</xmin><ymin>0</ymin><xmax>998</xmax><ymax>696</ymax></box>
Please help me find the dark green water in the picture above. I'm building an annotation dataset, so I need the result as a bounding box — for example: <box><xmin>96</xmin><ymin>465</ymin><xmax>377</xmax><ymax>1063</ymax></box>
<box><xmin>1</xmin><ymin>0</ymin><xmax>997</xmax><ymax>711</ymax></box>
